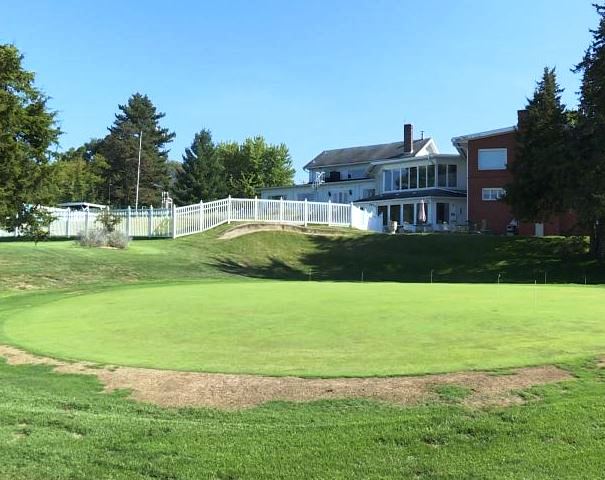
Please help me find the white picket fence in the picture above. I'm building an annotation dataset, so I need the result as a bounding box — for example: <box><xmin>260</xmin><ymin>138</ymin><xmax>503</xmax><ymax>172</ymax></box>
<box><xmin>0</xmin><ymin>197</ymin><xmax>381</xmax><ymax>239</ymax></box>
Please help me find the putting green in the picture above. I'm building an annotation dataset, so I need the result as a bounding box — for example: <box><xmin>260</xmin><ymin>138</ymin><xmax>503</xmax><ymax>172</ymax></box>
<box><xmin>3</xmin><ymin>282</ymin><xmax>605</xmax><ymax>377</ymax></box>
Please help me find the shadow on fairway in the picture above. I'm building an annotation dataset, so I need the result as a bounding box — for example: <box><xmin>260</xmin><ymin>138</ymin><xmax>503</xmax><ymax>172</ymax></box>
<box><xmin>212</xmin><ymin>233</ymin><xmax>603</xmax><ymax>284</ymax></box>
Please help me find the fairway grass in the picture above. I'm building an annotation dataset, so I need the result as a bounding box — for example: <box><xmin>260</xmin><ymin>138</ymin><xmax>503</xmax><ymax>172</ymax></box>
<box><xmin>3</xmin><ymin>281</ymin><xmax>605</xmax><ymax>376</ymax></box>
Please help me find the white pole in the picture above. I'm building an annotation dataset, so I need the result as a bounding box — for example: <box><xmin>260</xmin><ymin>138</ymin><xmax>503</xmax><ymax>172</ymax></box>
<box><xmin>85</xmin><ymin>208</ymin><xmax>90</xmax><ymax>235</ymax></box>
<box><xmin>254</xmin><ymin>196</ymin><xmax>259</xmax><ymax>221</ymax></box>
<box><xmin>135</xmin><ymin>130</ymin><xmax>143</xmax><ymax>211</ymax></box>
<box><xmin>148</xmin><ymin>205</ymin><xmax>153</xmax><ymax>238</ymax></box>
<box><xmin>227</xmin><ymin>195</ymin><xmax>232</xmax><ymax>224</ymax></box>
<box><xmin>279</xmin><ymin>197</ymin><xmax>284</xmax><ymax>223</ymax></box>
<box><xmin>350</xmin><ymin>202</ymin><xmax>354</xmax><ymax>228</ymax></box>
<box><xmin>127</xmin><ymin>206</ymin><xmax>131</xmax><ymax>237</ymax></box>
<box><xmin>304</xmin><ymin>198</ymin><xmax>308</xmax><ymax>227</ymax></box>
<box><xmin>199</xmin><ymin>200</ymin><xmax>204</xmax><ymax>232</ymax></box>
<box><xmin>66</xmin><ymin>209</ymin><xmax>71</xmax><ymax>238</ymax></box>
<box><xmin>171</xmin><ymin>203</ymin><xmax>177</xmax><ymax>238</ymax></box>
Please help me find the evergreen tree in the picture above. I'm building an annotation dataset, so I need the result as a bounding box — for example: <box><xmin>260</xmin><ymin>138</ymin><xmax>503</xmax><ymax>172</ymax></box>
<box><xmin>505</xmin><ymin>67</ymin><xmax>571</xmax><ymax>223</ymax></box>
<box><xmin>173</xmin><ymin>130</ymin><xmax>226</xmax><ymax>204</ymax></box>
<box><xmin>99</xmin><ymin>93</ymin><xmax>175</xmax><ymax>207</ymax></box>
<box><xmin>573</xmin><ymin>3</ymin><xmax>605</xmax><ymax>257</ymax></box>
<box><xmin>0</xmin><ymin>44</ymin><xmax>60</xmax><ymax>229</ymax></box>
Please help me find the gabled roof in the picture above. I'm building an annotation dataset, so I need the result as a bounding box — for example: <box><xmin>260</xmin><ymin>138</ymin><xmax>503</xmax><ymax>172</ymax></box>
<box><xmin>304</xmin><ymin>138</ymin><xmax>433</xmax><ymax>170</ymax></box>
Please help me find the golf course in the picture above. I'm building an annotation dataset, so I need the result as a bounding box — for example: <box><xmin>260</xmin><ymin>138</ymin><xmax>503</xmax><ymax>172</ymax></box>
<box><xmin>4</xmin><ymin>281</ymin><xmax>605</xmax><ymax>376</ymax></box>
<box><xmin>2</xmin><ymin>228</ymin><xmax>605</xmax><ymax>478</ymax></box>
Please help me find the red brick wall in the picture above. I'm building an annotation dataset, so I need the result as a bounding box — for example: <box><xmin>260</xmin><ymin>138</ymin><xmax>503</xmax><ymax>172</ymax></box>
<box><xmin>467</xmin><ymin>131</ymin><xmax>578</xmax><ymax>236</ymax></box>
<box><xmin>467</xmin><ymin>132</ymin><xmax>516</xmax><ymax>234</ymax></box>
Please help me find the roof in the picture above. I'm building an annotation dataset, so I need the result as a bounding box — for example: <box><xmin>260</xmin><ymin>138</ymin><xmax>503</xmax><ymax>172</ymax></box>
<box><xmin>355</xmin><ymin>188</ymin><xmax>467</xmax><ymax>203</ymax></box>
<box><xmin>57</xmin><ymin>202</ymin><xmax>108</xmax><ymax>209</ymax></box>
<box><xmin>451</xmin><ymin>126</ymin><xmax>515</xmax><ymax>146</ymax></box>
<box><xmin>304</xmin><ymin>138</ymin><xmax>432</xmax><ymax>170</ymax></box>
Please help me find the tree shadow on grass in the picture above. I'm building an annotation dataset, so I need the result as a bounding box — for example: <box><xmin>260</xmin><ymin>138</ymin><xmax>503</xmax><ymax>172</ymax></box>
<box><xmin>212</xmin><ymin>233</ymin><xmax>604</xmax><ymax>284</ymax></box>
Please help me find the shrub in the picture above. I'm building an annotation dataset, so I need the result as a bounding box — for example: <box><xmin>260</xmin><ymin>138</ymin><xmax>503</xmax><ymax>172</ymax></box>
<box><xmin>106</xmin><ymin>230</ymin><xmax>130</xmax><ymax>249</ymax></box>
<box><xmin>78</xmin><ymin>228</ymin><xmax>130</xmax><ymax>249</ymax></box>
<box><xmin>96</xmin><ymin>210</ymin><xmax>121</xmax><ymax>233</ymax></box>
<box><xmin>78</xmin><ymin>228</ymin><xmax>107</xmax><ymax>248</ymax></box>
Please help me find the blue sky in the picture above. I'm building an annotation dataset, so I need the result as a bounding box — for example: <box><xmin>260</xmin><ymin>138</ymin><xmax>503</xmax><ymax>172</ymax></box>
<box><xmin>2</xmin><ymin>0</ymin><xmax>597</xmax><ymax>182</ymax></box>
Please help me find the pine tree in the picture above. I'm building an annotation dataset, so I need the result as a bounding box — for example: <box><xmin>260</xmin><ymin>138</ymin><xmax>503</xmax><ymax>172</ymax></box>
<box><xmin>0</xmin><ymin>44</ymin><xmax>60</xmax><ymax>229</ymax></box>
<box><xmin>173</xmin><ymin>130</ymin><xmax>226</xmax><ymax>204</ymax></box>
<box><xmin>505</xmin><ymin>67</ymin><xmax>571</xmax><ymax>223</ymax></box>
<box><xmin>573</xmin><ymin>3</ymin><xmax>605</xmax><ymax>257</ymax></box>
<box><xmin>99</xmin><ymin>93</ymin><xmax>175</xmax><ymax>207</ymax></box>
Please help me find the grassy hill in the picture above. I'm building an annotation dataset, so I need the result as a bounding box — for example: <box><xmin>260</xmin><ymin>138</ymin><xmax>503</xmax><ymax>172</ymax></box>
<box><xmin>2</xmin><ymin>227</ymin><xmax>605</xmax><ymax>479</ymax></box>
<box><xmin>0</xmin><ymin>226</ymin><xmax>601</xmax><ymax>293</ymax></box>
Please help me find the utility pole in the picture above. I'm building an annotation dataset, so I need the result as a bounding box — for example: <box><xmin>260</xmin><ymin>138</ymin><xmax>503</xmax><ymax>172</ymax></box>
<box><xmin>135</xmin><ymin>130</ymin><xmax>143</xmax><ymax>210</ymax></box>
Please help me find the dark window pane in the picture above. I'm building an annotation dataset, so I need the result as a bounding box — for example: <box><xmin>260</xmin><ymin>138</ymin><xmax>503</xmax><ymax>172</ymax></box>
<box><xmin>419</xmin><ymin>166</ymin><xmax>427</xmax><ymax>188</ymax></box>
<box><xmin>436</xmin><ymin>202</ymin><xmax>450</xmax><ymax>223</ymax></box>
<box><xmin>403</xmin><ymin>204</ymin><xmax>414</xmax><ymax>223</ymax></box>
<box><xmin>390</xmin><ymin>204</ymin><xmax>401</xmax><ymax>224</ymax></box>
<box><xmin>394</xmin><ymin>169</ymin><xmax>401</xmax><ymax>190</ymax></box>
<box><xmin>438</xmin><ymin>164</ymin><xmax>447</xmax><ymax>187</ymax></box>
<box><xmin>410</xmin><ymin>167</ymin><xmax>418</xmax><ymax>189</ymax></box>
<box><xmin>401</xmin><ymin>168</ymin><xmax>409</xmax><ymax>189</ymax></box>
<box><xmin>448</xmin><ymin>165</ymin><xmax>457</xmax><ymax>187</ymax></box>
<box><xmin>427</xmin><ymin>164</ymin><xmax>435</xmax><ymax>187</ymax></box>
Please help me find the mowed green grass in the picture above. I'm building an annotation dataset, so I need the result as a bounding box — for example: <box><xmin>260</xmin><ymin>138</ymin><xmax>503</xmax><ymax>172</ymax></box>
<box><xmin>4</xmin><ymin>281</ymin><xmax>605</xmax><ymax>376</ymax></box>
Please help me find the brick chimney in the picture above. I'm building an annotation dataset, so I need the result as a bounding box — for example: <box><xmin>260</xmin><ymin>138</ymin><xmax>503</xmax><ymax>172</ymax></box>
<box><xmin>403</xmin><ymin>123</ymin><xmax>413</xmax><ymax>154</ymax></box>
<box><xmin>517</xmin><ymin>109</ymin><xmax>529</xmax><ymax>128</ymax></box>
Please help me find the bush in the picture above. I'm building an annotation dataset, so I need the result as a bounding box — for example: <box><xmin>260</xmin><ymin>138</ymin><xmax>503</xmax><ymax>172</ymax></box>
<box><xmin>96</xmin><ymin>210</ymin><xmax>121</xmax><ymax>233</ymax></box>
<box><xmin>106</xmin><ymin>230</ymin><xmax>130</xmax><ymax>249</ymax></box>
<box><xmin>78</xmin><ymin>228</ymin><xmax>130</xmax><ymax>249</ymax></box>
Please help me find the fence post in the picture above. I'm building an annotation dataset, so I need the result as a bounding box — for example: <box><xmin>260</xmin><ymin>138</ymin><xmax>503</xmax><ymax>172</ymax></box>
<box><xmin>304</xmin><ymin>198</ymin><xmax>308</xmax><ymax>227</ymax></box>
<box><xmin>66</xmin><ymin>209</ymin><xmax>71</xmax><ymax>238</ymax></box>
<box><xmin>199</xmin><ymin>200</ymin><xmax>204</xmax><ymax>232</ymax></box>
<box><xmin>279</xmin><ymin>197</ymin><xmax>284</xmax><ymax>223</ymax></box>
<box><xmin>171</xmin><ymin>203</ymin><xmax>177</xmax><ymax>238</ymax></box>
<box><xmin>328</xmin><ymin>199</ymin><xmax>332</xmax><ymax>226</ymax></box>
<box><xmin>127</xmin><ymin>206</ymin><xmax>131</xmax><ymax>238</ymax></box>
<box><xmin>254</xmin><ymin>196</ymin><xmax>259</xmax><ymax>221</ymax></box>
<box><xmin>85</xmin><ymin>208</ymin><xmax>90</xmax><ymax>235</ymax></box>
<box><xmin>227</xmin><ymin>195</ymin><xmax>232</xmax><ymax>224</ymax></box>
<box><xmin>148</xmin><ymin>206</ymin><xmax>153</xmax><ymax>238</ymax></box>
<box><xmin>350</xmin><ymin>202</ymin><xmax>354</xmax><ymax>228</ymax></box>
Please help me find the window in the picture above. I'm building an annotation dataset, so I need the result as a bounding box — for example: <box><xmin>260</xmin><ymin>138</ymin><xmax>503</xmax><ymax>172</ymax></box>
<box><xmin>269</xmin><ymin>195</ymin><xmax>284</xmax><ymax>200</ymax></box>
<box><xmin>378</xmin><ymin>205</ymin><xmax>388</xmax><ymax>226</ymax></box>
<box><xmin>437</xmin><ymin>164</ymin><xmax>447</xmax><ymax>187</ymax></box>
<box><xmin>297</xmin><ymin>193</ymin><xmax>315</xmax><ymax>201</ymax></box>
<box><xmin>482</xmin><ymin>188</ymin><xmax>505</xmax><ymax>201</ymax></box>
<box><xmin>427</xmin><ymin>165</ymin><xmax>435</xmax><ymax>187</ymax></box>
<box><xmin>384</xmin><ymin>170</ymin><xmax>392</xmax><ymax>191</ymax></box>
<box><xmin>409</xmin><ymin>167</ymin><xmax>418</xmax><ymax>189</ymax></box>
<box><xmin>418</xmin><ymin>165</ymin><xmax>427</xmax><ymax>188</ymax></box>
<box><xmin>478</xmin><ymin>149</ymin><xmax>507</xmax><ymax>170</ymax></box>
<box><xmin>436</xmin><ymin>203</ymin><xmax>450</xmax><ymax>223</ymax></box>
<box><xmin>448</xmin><ymin>164</ymin><xmax>458</xmax><ymax>187</ymax></box>
<box><xmin>362</xmin><ymin>188</ymin><xmax>375</xmax><ymax>199</ymax></box>
<box><xmin>389</xmin><ymin>205</ymin><xmax>401</xmax><ymax>224</ymax></box>
<box><xmin>335</xmin><ymin>191</ymin><xmax>348</xmax><ymax>203</ymax></box>
<box><xmin>401</xmin><ymin>168</ymin><xmax>409</xmax><ymax>189</ymax></box>
<box><xmin>347</xmin><ymin>168</ymin><xmax>365</xmax><ymax>179</ymax></box>
<box><xmin>394</xmin><ymin>169</ymin><xmax>402</xmax><ymax>190</ymax></box>
<box><xmin>402</xmin><ymin>204</ymin><xmax>414</xmax><ymax>223</ymax></box>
